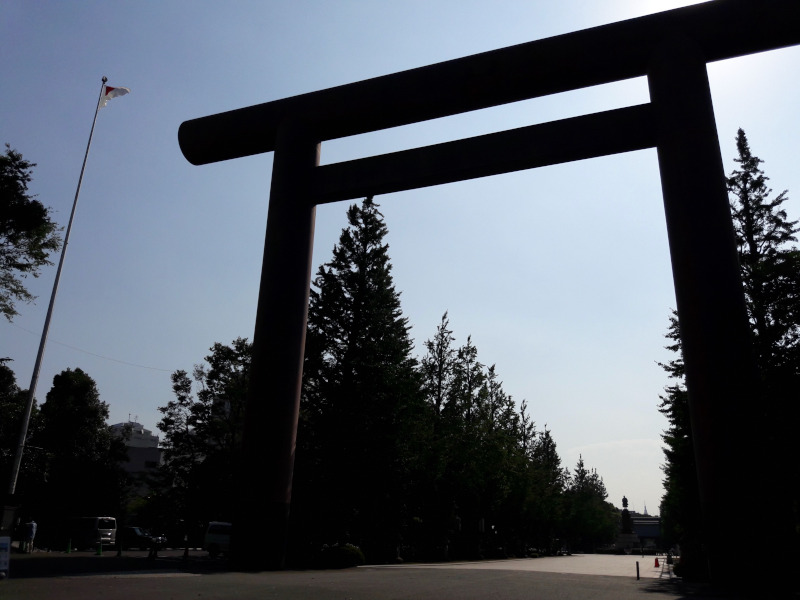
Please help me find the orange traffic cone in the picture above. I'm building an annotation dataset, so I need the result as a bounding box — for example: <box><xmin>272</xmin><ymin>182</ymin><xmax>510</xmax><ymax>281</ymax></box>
<box><xmin>654</xmin><ymin>557</ymin><xmax>660</xmax><ymax>568</ymax></box>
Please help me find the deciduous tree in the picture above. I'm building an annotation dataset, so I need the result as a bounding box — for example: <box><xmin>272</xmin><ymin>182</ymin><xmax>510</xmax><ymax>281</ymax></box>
<box><xmin>0</xmin><ymin>361</ymin><xmax>43</xmax><ymax>495</ymax></box>
<box><xmin>0</xmin><ymin>144</ymin><xmax>61</xmax><ymax>321</ymax></box>
<box><xmin>156</xmin><ymin>338</ymin><xmax>251</xmax><ymax>526</ymax></box>
<box><xmin>29</xmin><ymin>368</ymin><xmax>129</xmax><ymax>546</ymax></box>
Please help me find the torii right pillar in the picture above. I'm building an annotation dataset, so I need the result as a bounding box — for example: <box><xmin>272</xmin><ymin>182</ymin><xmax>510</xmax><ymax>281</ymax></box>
<box><xmin>649</xmin><ymin>38</ymin><xmax>793</xmax><ymax>594</ymax></box>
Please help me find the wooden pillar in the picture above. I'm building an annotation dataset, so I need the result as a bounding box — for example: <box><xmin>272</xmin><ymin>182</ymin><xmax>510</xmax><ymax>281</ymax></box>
<box><xmin>233</xmin><ymin>120</ymin><xmax>319</xmax><ymax>570</ymax></box>
<box><xmin>648</xmin><ymin>39</ymin><xmax>775</xmax><ymax>590</ymax></box>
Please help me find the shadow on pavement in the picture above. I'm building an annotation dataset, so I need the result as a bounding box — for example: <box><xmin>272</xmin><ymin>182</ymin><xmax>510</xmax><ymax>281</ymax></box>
<box><xmin>6</xmin><ymin>551</ymin><xmax>230</xmax><ymax>579</ymax></box>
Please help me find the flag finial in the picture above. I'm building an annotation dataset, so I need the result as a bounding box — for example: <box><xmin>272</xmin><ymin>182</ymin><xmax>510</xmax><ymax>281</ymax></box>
<box><xmin>102</xmin><ymin>76</ymin><xmax>108</xmax><ymax>84</ymax></box>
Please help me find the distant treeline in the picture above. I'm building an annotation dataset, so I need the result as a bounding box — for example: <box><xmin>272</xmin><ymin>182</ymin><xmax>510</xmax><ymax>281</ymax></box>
<box><xmin>155</xmin><ymin>197</ymin><xmax>619</xmax><ymax>565</ymax></box>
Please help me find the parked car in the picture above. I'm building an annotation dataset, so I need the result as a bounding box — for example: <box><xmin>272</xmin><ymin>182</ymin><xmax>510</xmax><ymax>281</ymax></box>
<box><xmin>120</xmin><ymin>526</ymin><xmax>163</xmax><ymax>550</ymax></box>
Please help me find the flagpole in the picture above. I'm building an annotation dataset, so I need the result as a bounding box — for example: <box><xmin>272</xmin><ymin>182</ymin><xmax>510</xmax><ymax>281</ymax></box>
<box><xmin>7</xmin><ymin>76</ymin><xmax>109</xmax><ymax>496</ymax></box>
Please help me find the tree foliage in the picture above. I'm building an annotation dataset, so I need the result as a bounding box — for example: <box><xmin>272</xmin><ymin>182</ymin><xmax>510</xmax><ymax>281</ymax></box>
<box><xmin>156</xmin><ymin>337</ymin><xmax>251</xmax><ymax>528</ymax></box>
<box><xmin>21</xmin><ymin>368</ymin><xmax>130</xmax><ymax>547</ymax></box>
<box><xmin>0</xmin><ymin>361</ymin><xmax>41</xmax><ymax>494</ymax></box>
<box><xmin>657</xmin><ymin>313</ymin><xmax>705</xmax><ymax>576</ymax></box>
<box><xmin>296</xmin><ymin>197</ymin><xmax>423</xmax><ymax>562</ymax></box>
<box><xmin>524</xmin><ymin>426</ymin><xmax>568</xmax><ymax>554</ymax></box>
<box><xmin>726</xmin><ymin>129</ymin><xmax>800</xmax><ymax>562</ymax></box>
<box><xmin>295</xmin><ymin>198</ymin><xmax>617</xmax><ymax>563</ymax></box>
<box><xmin>414</xmin><ymin>314</ymin><xmax>614</xmax><ymax>559</ymax></box>
<box><xmin>154</xmin><ymin>198</ymin><xmax>618</xmax><ymax>565</ymax></box>
<box><xmin>0</xmin><ymin>144</ymin><xmax>62</xmax><ymax>320</ymax></box>
<box><xmin>727</xmin><ymin>128</ymin><xmax>800</xmax><ymax>374</ymax></box>
<box><xmin>562</xmin><ymin>455</ymin><xmax>618</xmax><ymax>552</ymax></box>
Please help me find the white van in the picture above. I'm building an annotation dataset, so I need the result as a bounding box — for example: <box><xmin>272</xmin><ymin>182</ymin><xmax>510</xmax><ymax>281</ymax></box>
<box><xmin>70</xmin><ymin>516</ymin><xmax>117</xmax><ymax>550</ymax></box>
<box><xmin>203</xmin><ymin>521</ymin><xmax>231</xmax><ymax>558</ymax></box>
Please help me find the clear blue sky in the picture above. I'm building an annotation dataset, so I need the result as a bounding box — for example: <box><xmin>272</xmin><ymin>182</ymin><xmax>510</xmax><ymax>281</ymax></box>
<box><xmin>3</xmin><ymin>0</ymin><xmax>799</xmax><ymax>515</ymax></box>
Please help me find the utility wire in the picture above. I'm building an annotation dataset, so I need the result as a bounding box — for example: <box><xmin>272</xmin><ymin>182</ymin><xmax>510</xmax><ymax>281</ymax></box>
<box><xmin>10</xmin><ymin>322</ymin><xmax>173</xmax><ymax>372</ymax></box>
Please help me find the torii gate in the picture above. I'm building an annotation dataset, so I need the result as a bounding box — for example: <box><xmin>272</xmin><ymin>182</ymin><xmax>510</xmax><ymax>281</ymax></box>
<box><xmin>180</xmin><ymin>0</ymin><xmax>800</xmax><ymax>588</ymax></box>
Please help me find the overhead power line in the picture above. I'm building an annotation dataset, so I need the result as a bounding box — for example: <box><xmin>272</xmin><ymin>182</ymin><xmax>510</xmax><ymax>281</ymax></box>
<box><xmin>11</xmin><ymin>322</ymin><xmax>173</xmax><ymax>373</ymax></box>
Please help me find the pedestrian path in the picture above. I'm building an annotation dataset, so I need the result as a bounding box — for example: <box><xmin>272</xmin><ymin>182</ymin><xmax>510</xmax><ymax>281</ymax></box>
<box><xmin>658</xmin><ymin>556</ymin><xmax>675</xmax><ymax>580</ymax></box>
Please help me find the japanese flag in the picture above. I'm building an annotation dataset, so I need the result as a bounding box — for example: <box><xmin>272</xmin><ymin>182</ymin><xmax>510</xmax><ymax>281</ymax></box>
<box><xmin>100</xmin><ymin>85</ymin><xmax>130</xmax><ymax>108</ymax></box>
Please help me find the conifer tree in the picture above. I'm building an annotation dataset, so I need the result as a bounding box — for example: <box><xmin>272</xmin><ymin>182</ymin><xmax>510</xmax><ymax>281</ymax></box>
<box><xmin>727</xmin><ymin>128</ymin><xmax>800</xmax><ymax>373</ymax></box>
<box><xmin>414</xmin><ymin>313</ymin><xmax>457</xmax><ymax>558</ymax></box>
<box><xmin>562</xmin><ymin>455</ymin><xmax>616</xmax><ymax>552</ymax></box>
<box><xmin>657</xmin><ymin>313</ymin><xmax>706</xmax><ymax>578</ymax></box>
<box><xmin>525</xmin><ymin>426</ymin><xmax>568</xmax><ymax>554</ymax></box>
<box><xmin>420</xmin><ymin>312</ymin><xmax>456</xmax><ymax>420</ymax></box>
<box><xmin>419</xmin><ymin>320</ymin><xmax>565</xmax><ymax>559</ymax></box>
<box><xmin>297</xmin><ymin>197</ymin><xmax>422</xmax><ymax>562</ymax></box>
<box><xmin>727</xmin><ymin>129</ymin><xmax>800</xmax><ymax>567</ymax></box>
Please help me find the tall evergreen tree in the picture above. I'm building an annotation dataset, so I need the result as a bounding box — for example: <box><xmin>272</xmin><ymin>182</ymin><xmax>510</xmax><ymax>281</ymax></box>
<box><xmin>413</xmin><ymin>313</ymin><xmax>456</xmax><ymax>559</ymax></box>
<box><xmin>296</xmin><ymin>197</ymin><xmax>422</xmax><ymax>563</ymax></box>
<box><xmin>420</xmin><ymin>312</ymin><xmax>456</xmax><ymax>420</ymax></box>
<box><xmin>476</xmin><ymin>364</ymin><xmax>527</xmax><ymax>555</ymax></box>
<box><xmin>447</xmin><ymin>337</ymin><xmax>486</xmax><ymax>426</ymax></box>
<box><xmin>440</xmin><ymin>335</ymin><xmax>487</xmax><ymax>551</ymax></box>
<box><xmin>295</xmin><ymin>199</ymin><xmax>615</xmax><ymax>564</ymax></box>
<box><xmin>727</xmin><ymin>129</ymin><xmax>800</xmax><ymax>568</ymax></box>
<box><xmin>562</xmin><ymin>455</ymin><xmax>616</xmax><ymax>552</ymax></box>
<box><xmin>657</xmin><ymin>312</ymin><xmax>706</xmax><ymax>579</ymax></box>
<box><xmin>524</xmin><ymin>426</ymin><xmax>568</xmax><ymax>555</ymax></box>
<box><xmin>727</xmin><ymin>128</ymin><xmax>800</xmax><ymax>373</ymax></box>
<box><xmin>418</xmin><ymin>318</ymin><xmax>571</xmax><ymax>560</ymax></box>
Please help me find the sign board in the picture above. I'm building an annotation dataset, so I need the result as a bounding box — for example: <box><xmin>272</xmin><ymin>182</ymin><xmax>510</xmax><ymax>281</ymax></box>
<box><xmin>0</xmin><ymin>535</ymin><xmax>9</xmax><ymax>578</ymax></box>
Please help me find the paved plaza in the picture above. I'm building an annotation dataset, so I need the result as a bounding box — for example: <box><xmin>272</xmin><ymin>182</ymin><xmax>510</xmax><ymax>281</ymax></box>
<box><xmin>1</xmin><ymin>551</ymin><xmax>723</xmax><ymax>600</ymax></box>
<box><xmin>373</xmin><ymin>553</ymin><xmax>669</xmax><ymax>578</ymax></box>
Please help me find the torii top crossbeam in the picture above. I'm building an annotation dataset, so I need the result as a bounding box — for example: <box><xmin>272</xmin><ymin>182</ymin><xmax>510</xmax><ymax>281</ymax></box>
<box><xmin>180</xmin><ymin>0</ymin><xmax>799</xmax><ymax>167</ymax></box>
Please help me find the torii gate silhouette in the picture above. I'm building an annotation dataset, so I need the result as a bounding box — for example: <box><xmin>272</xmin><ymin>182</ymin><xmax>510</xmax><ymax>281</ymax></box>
<box><xmin>180</xmin><ymin>0</ymin><xmax>799</xmax><ymax>587</ymax></box>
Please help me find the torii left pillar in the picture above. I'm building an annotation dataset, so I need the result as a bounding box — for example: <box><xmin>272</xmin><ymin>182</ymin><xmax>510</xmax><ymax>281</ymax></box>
<box><xmin>233</xmin><ymin>120</ymin><xmax>319</xmax><ymax>571</ymax></box>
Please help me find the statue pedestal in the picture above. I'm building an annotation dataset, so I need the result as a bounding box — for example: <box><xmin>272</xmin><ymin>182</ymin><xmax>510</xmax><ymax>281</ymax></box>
<box><xmin>615</xmin><ymin>533</ymin><xmax>640</xmax><ymax>553</ymax></box>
